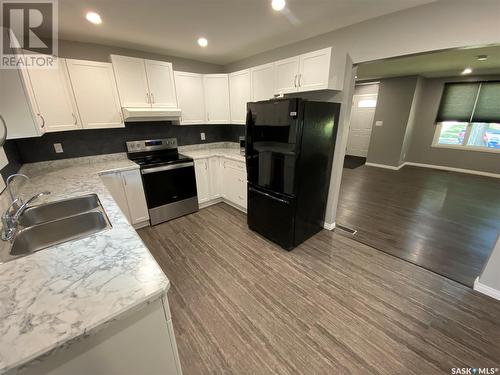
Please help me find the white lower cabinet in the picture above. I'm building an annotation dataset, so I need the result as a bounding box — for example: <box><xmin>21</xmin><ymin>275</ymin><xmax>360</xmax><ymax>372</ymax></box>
<box><xmin>100</xmin><ymin>169</ymin><xmax>149</xmax><ymax>227</ymax></box>
<box><xmin>194</xmin><ymin>159</ymin><xmax>211</xmax><ymax>204</ymax></box>
<box><xmin>193</xmin><ymin>156</ymin><xmax>246</xmax><ymax>212</ymax></box>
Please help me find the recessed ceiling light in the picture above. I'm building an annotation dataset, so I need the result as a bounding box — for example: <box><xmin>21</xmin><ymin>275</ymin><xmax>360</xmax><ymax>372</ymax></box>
<box><xmin>197</xmin><ymin>37</ymin><xmax>208</xmax><ymax>47</ymax></box>
<box><xmin>477</xmin><ymin>55</ymin><xmax>488</xmax><ymax>61</ymax></box>
<box><xmin>461</xmin><ymin>67</ymin><xmax>473</xmax><ymax>75</ymax></box>
<box><xmin>272</xmin><ymin>0</ymin><xmax>286</xmax><ymax>11</ymax></box>
<box><xmin>86</xmin><ymin>11</ymin><xmax>102</xmax><ymax>24</ymax></box>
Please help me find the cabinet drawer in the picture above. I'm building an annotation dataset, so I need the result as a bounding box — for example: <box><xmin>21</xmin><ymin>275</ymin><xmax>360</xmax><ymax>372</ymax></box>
<box><xmin>222</xmin><ymin>159</ymin><xmax>245</xmax><ymax>172</ymax></box>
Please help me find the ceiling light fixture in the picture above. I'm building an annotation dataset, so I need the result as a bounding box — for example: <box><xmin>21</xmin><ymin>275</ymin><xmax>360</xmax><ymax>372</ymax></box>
<box><xmin>461</xmin><ymin>67</ymin><xmax>473</xmax><ymax>75</ymax></box>
<box><xmin>272</xmin><ymin>0</ymin><xmax>286</xmax><ymax>11</ymax></box>
<box><xmin>86</xmin><ymin>11</ymin><xmax>102</xmax><ymax>24</ymax></box>
<box><xmin>477</xmin><ymin>55</ymin><xmax>488</xmax><ymax>61</ymax></box>
<box><xmin>197</xmin><ymin>37</ymin><xmax>208</xmax><ymax>47</ymax></box>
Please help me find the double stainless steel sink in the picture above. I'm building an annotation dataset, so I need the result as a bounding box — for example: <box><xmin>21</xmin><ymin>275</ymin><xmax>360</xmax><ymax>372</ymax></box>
<box><xmin>3</xmin><ymin>194</ymin><xmax>111</xmax><ymax>262</ymax></box>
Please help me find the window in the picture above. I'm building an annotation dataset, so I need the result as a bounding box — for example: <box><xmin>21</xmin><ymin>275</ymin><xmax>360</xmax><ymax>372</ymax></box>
<box><xmin>433</xmin><ymin>81</ymin><xmax>500</xmax><ymax>152</ymax></box>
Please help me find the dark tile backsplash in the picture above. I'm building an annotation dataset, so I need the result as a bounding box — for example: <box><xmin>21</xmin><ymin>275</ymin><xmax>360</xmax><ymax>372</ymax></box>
<box><xmin>1</xmin><ymin>140</ymin><xmax>23</xmax><ymax>181</ymax></box>
<box><xmin>15</xmin><ymin>122</ymin><xmax>245</xmax><ymax>163</ymax></box>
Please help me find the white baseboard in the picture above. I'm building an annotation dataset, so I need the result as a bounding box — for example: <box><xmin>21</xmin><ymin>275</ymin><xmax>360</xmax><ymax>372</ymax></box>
<box><xmin>365</xmin><ymin>162</ymin><xmax>404</xmax><ymax>170</ymax></box>
<box><xmin>323</xmin><ymin>222</ymin><xmax>336</xmax><ymax>230</ymax></box>
<box><xmin>474</xmin><ymin>277</ymin><xmax>500</xmax><ymax>301</ymax></box>
<box><xmin>404</xmin><ymin>162</ymin><xmax>500</xmax><ymax>179</ymax></box>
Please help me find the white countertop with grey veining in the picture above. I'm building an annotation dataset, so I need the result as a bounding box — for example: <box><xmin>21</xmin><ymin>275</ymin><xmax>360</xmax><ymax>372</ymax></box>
<box><xmin>179</xmin><ymin>142</ymin><xmax>245</xmax><ymax>162</ymax></box>
<box><xmin>0</xmin><ymin>153</ymin><xmax>169</xmax><ymax>374</ymax></box>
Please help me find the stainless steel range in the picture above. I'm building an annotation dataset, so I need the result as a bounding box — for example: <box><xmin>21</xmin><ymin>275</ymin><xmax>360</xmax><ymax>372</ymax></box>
<box><xmin>126</xmin><ymin>138</ymin><xmax>198</xmax><ymax>225</ymax></box>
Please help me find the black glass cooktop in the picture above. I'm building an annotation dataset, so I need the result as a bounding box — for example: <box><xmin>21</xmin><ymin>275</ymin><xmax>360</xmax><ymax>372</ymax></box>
<box><xmin>129</xmin><ymin>152</ymin><xmax>192</xmax><ymax>167</ymax></box>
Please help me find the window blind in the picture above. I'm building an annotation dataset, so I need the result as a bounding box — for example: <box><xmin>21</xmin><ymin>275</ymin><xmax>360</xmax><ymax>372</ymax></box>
<box><xmin>471</xmin><ymin>81</ymin><xmax>500</xmax><ymax>123</ymax></box>
<box><xmin>436</xmin><ymin>82</ymin><xmax>480</xmax><ymax>122</ymax></box>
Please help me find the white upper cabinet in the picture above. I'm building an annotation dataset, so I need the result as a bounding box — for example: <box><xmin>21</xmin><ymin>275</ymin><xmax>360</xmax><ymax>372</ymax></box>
<box><xmin>110</xmin><ymin>55</ymin><xmax>150</xmax><ymax>108</ymax></box>
<box><xmin>25</xmin><ymin>57</ymin><xmax>81</xmax><ymax>132</ymax></box>
<box><xmin>229</xmin><ymin>69</ymin><xmax>251</xmax><ymax>125</ymax></box>
<box><xmin>203</xmin><ymin>74</ymin><xmax>230</xmax><ymax>124</ymax></box>
<box><xmin>66</xmin><ymin>59</ymin><xmax>124</xmax><ymax>129</ymax></box>
<box><xmin>251</xmin><ymin>63</ymin><xmax>275</xmax><ymax>101</ymax></box>
<box><xmin>145</xmin><ymin>60</ymin><xmax>177</xmax><ymax>108</ymax></box>
<box><xmin>275</xmin><ymin>56</ymin><xmax>300</xmax><ymax>95</ymax></box>
<box><xmin>297</xmin><ymin>47</ymin><xmax>332</xmax><ymax>92</ymax></box>
<box><xmin>174</xmin><ymin>71</ymin><xmax>205</xmax><ymax>124</ymax></box>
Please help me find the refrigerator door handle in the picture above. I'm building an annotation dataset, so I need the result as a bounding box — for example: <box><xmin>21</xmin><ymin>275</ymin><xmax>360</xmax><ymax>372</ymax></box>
<box><xmin>249</xmin><ymin>187</ymin><xmax>290</xmax><ymax>205</ymax></box>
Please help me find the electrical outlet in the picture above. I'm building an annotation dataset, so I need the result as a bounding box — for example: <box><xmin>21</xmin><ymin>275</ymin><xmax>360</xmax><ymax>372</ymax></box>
<box><xmin>200</xmin><ymin>132</ymin><xmax>206</xmax><ymax>141</ymax></box>
<box><xmin>375</xmin><ymin>120</ymin><xmax>383</xmax><ymax>127</ymax></box>
<box><xmin>53</xmin><ymin>143</ymin><xmax>64</xmax><ymax>153</ymax></box>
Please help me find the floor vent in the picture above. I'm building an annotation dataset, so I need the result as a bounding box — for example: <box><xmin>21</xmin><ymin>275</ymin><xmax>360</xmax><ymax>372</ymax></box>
<box><xmin>336</xmin><ymin>224</ymin><xmax>357</xmax><ymax>235</ymax></box>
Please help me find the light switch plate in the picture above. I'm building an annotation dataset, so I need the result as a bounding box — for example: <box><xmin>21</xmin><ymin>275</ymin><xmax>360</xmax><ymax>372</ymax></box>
<box><xmin>54</xmin><ymin>143</ymin><xmax>64</xmax><ymax>153</ymax></box>
<box><xmin>375</xmin><ymin>120</ymin><xmax>383</xmax><ymax>127</ymax></box>
<box><xmin>200</xmin><ymin>132</ymin><xmax>206</xmax><ymax>141</ymax></box>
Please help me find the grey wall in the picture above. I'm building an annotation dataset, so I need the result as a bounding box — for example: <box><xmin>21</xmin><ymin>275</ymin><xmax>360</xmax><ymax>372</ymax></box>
<box><xmin>58</xmin><ymin>40</ymin><xmax>223</xmax><ymax>74</ymax></box>
<box><xmin>479</xmin><ymin>234</ymin><xmax>500</xmax><ymax>294</ymax></box>
<box><xmin>354</xmin><ymin>83</ymin><xmax>379</xmax><ymax>96</ymax></box>
<box><xmin>0</xmin><ymin>140</ymin><xmax>22</xmax><ymax>181</ymax></box>
<box><xmin>407</xmin><ymin>75</ymin><xmax>500</xmax><ymax>174</ymax></box>
<box><xmin>14</xmin><ymin>123</ymin><xmax>244</xmax><ymax>163</ymax></box>
<box><xmin>366</xmin><ymin>76</ymin><xmax>418</xmax><ymax>167</ymax></box>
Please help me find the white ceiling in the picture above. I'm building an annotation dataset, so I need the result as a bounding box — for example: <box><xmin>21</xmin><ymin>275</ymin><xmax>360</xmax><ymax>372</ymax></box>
<box><xmin>357</xmin><ymin>45</ymin><xmax>500</xmax><ymax>79</ymax></box>
<box><xmin>56</xmin><ymin>0</ymin><xmax>436</xmax><ymax>65</ymax></box>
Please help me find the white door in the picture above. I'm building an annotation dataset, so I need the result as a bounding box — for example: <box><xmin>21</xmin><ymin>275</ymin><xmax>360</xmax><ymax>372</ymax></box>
<box><xmin>346</xmin><ymin>94</ymin><xmax>378</xmax><ymax>157</ymax></box>
<box><xmin>229</xmin><ymin>69</ymin><xmax>251</xmax><ymax>124</ymax></box>
<box><xmin>121</xmin><ymin>169</ymin><xmax>150</xmax><ymax>225</ymax></box>
<box><xmin>26</xmin><ymin>58</ymin><xmax>81</xmax><ymax>132</ymax></box>
<box><xmin>174</xmin><ymin>71</ymin><xmax>205</xmax><ymax>124</ymax></box>
<box><xmin>298</xmin><ymin>47</ymin><xmax>331</xmax><ymax>92</ymax></box>
<box><xmin>100</xmin><ymin>172</ymin><xmax>131</xmax><ymax>222</ymax></box>
<box><xmin>194</xmin><ymin>159</ymin><xmax>211</xmax><ymax>204</ymax></box>
<box><xmin>274</xmin><ymin>56</ymin><xmax>300</xmax><ymax>95</ymax></box>
<box><xmin>251</xmin><ymin>63</ymin><xmax>275</xmax><ymax>101</ymax></box>
<box><xmin>66</xmin><ymin>59</ymin><xmax>124</xmax><ymax>129</ymax></box>
<box><xmin>111</xmin><ymin>55</ymin><xmax>150</xmax><ymax>108</ymax></box>
<box><xmin>203</xmin><ymin>74</ymin><xmax>230</xmax><ymax>124</ymax></box>
<box><xmin>145</xmin><ymin>60</ymin><xmax>178</xmax><ymax>108</ymax></box>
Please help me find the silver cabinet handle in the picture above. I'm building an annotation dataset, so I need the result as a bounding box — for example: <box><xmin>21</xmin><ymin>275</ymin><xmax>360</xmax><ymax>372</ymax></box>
<box><xmin>38</xmin><ymin>113</ymin><xmax>45</xmax><ymax>129</ymax></box>
<box><xmin>298</xmin><ymin>74</ymin><xmax>302</xmax><ymax>87</ymax></box>
<box><xmin>294</xmin><ymin>74</ymin><xmax>297</xmax><ymax>88</ymax></box>
<box><xmin>146</xmin><ymin>93</ymin><xmax>150</xmax><ymax>104</ymax></box>
<box><xmin>72</xmin><ymin>113</ymin><xmax>77</xmax><ymax>125</ymax></box>
<box><xmin>151</xmin><ymin>93</ymin><xmax>155</xmax><ymax>104</ymax></box>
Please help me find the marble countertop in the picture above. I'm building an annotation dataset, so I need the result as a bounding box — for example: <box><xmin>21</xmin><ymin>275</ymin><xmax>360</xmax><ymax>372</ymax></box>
<box><xmin>181</xmin><ymin>148</ymin><xmax>245</xmax><ymax>162</ymax></box>
<box><xmin>0</xmin><ymin>153</ymin><xmax>169</xmax><ymax>374</ymax></box>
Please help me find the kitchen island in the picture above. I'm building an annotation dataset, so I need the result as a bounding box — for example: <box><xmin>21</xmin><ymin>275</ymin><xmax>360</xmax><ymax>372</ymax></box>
<box><xmin>0</xmin><ymin>154</ymin><xmax>181</xmax><ymax>375</ymax></box>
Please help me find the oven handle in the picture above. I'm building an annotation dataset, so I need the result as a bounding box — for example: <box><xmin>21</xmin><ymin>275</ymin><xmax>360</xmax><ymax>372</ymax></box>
<box><xmin>141</xmin><ymin>161</ymin><xmax>194</xmax><ymax>174</ymax></box>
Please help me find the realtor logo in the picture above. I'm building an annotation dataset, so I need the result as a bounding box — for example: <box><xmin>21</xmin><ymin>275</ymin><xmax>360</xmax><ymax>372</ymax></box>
<box><xmin>1</xmin><ymin>0</ymin><xmax>58</xmax><ymax>68</ymax></box>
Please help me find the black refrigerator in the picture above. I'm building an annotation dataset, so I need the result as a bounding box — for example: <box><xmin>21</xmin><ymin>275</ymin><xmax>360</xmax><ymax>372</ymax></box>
<box><xmin>245</xmin><ymin>98</ymin><xmax>340</xmax><ymax>250</ymax></box>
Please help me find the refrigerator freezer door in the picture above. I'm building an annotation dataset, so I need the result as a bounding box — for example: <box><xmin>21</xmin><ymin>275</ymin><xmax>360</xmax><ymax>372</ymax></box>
<box><xmin>247</xmin><ymin>185</ymin><xmax>296</xmax><ymax>250</ymax></box>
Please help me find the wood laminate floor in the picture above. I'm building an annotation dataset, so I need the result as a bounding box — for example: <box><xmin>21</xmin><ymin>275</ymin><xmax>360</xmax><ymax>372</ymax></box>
<box><xmin>138</xmin><ymin>204</ymin><xmax>500</xmax><ymax>375</ymax></box>
<box><xmin>337</xmin><ymin>165</ymin><xmax>500</xmax><ymax>287</ymax></box>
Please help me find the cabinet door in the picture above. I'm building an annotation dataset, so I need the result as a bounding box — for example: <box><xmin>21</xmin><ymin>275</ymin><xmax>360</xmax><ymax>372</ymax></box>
<box><xmin>174</xmin><ymin>71</ymin><xmax>205</xmax><ymax>124</ymax></box>
<box><xmin>274</xmin><ymin>56</ymin><xmax>300</xmax><ymax>95</ymax></box>
<box><xmin>100</xmin><ymin>172</ymin><xmax>131</xmax><ymax>222</ymax></box>
<box><xmin>298</xmin><ymin>48</ymin><xmax>331</xmax><ymax>92</ymax></box>
<box><xmin>26</xmin><ymin>58</ymin><xmax>81</xmax><ymax>132</ymax></box>
<box><xmin>0</xmin><ymin>65</ymin><xmax>41</xmax><ymax>139</ymax></box>
<box><xmin>251</xmin><ymin>63</ymin><xmax>275</xmax><ymax>101</ymax></box>
<box><xmin>229</xmin><ymin>69</ymin><xmax>251</xmax><ymax>124</ymax></box>
<box><xmin>111</xmin><ymin>55</ymin><xmax>150</xmax><ymax>108</ymax></box>
<box><xmin>145</xmin><ymin>60</ymin><xmax>178</xmax><ymax>108</ymax></box>
<box><xmin>203</xmin><ymin>74</ymin><xmax>230</xmax><ymax>124</ymax></box>
<box><xmin>208</xmin><ymin>157</ymin><xmax>221</xmax><ymax>199</ymax></box>
<box><xmin>121</xmin><ymin>169</ymin><xmax>150</xmax><ymax>225</ymax></box>
<box><xmin>66</xmin><ymin>59</ymin><xmax>124</xmax><ymax>129</ymax></box>
<box><xmin>194</xmin><ymin>159</ymin><xmax>211</xmax><ymax>204</ymax></box>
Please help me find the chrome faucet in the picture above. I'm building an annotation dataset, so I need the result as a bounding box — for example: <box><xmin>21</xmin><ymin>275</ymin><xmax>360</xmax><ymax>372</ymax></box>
<box><xmin>6</xmin><ymin>174</ymin><xmax>30</xmax><ymax>207</ymax></box>
<box><xmin>2</xmin><ymin>191</ymin><xmax>51</xmax><ymax>241</ymax></box>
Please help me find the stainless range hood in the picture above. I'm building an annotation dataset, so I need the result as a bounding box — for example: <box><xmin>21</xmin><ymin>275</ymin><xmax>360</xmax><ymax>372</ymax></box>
<box><xmin>122</xmin><ymin>107</ymin><xmax>182</xmax><ymax>122</ymax></box>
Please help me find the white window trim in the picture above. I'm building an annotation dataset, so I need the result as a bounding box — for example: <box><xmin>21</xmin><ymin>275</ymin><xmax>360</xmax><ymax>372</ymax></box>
<box><xmin>432</xmin><ymin>123</ymin><xmax>500</xmax><ymax>154</ymax></box>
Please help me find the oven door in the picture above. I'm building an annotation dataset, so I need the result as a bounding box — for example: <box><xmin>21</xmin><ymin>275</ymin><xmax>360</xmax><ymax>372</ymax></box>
<box><xmin>141</xmin><ymin>162</ymin><xmax>197</xmax><ymax>209</ymax></box>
